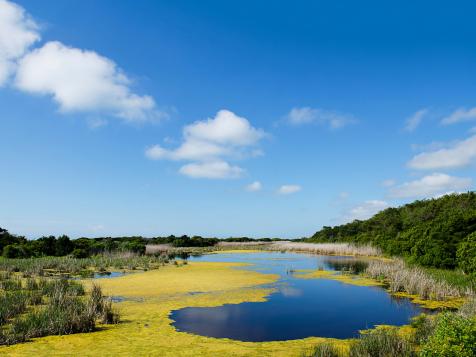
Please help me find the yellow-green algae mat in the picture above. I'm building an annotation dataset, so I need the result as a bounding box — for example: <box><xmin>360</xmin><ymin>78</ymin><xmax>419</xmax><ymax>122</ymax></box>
<box><xmin>0</xmin><ymin>262</ymin><xmax>350</xmax><ymax>356</ymax></box>
<box><xmin>294</xmin><ymin>269</ymin><xmax>465</xmax><ymax>309</ymax></box>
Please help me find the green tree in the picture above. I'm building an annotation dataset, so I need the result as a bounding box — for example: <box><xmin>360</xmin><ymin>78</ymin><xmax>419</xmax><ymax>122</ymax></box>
<box><xmin>457</xmin><ymin>232</ymin><xmax>476</xmax><ymax>275</ymax></box>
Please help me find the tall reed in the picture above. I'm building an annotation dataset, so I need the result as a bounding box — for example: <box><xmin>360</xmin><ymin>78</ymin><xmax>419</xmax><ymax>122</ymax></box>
<box><xmin>269</xmin><ymin>242</ymin><xmax>381</xmax><ymax>257</ymax></box>
<box><xmin>365</xmin><ymin>259</ymin><xmax>465</xmax><ymax>300</ymax></box>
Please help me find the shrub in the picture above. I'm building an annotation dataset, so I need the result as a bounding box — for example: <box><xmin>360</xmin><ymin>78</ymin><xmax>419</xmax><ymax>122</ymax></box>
<box><xmin>71</xmin><ymin>248</ymin><xmax>89</xmax><ymax>259</ymax></box>
<box><xmin>420</xmin><ymin>313</ymin><xmax>476</xmax><ymax>357</ymax></box>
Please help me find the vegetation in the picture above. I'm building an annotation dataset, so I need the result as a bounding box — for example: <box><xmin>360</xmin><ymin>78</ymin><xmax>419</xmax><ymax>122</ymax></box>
<box><xmin>419</xmin><ymin>312</ymin><xmax>476</xmax><ymax>356</ymax></box>
<box><xmin>309</xmin><ymin>298</ymin><xmax>476</xmax><ymax>356</ymax></box>
<box><xmin>0</xmin><ymin>276</ymin><xmax>118</xmax><ymax>345</ymax></box>
<box><xmin>307</xmin><ymin>192</ymin><xmax>476</xmax><ymax>270</ymax></box>
<box><xmin>270</xmin><ymin>242</ymin><xmax>381</xmax><ymax>256</ymax></box>
<box><xmin>0</xmin><ymin>227</ymin><xmax>289</xmax><ymax>259</ymax></box>
<box><xmin>0</xmin><ymin>253</ymin><xmax>170</xmax><ymax>278</ymax></box>
<box><xmin>365</xmin><ymin>259</ymin><xmax>465</xmax><ymax>300</ymax></box>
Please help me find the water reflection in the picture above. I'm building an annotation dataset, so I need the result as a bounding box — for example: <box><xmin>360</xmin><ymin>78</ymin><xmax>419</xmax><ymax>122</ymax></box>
<box><xmin>170</xmin><ymin>252</ymin><xmax>425</xmax><ymax>341</ymax></box>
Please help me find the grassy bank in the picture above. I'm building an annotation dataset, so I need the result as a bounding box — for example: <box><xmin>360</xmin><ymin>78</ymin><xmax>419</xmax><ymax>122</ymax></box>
<box><xmin>0</xmin><ymin>252</ymin><xmax>170</xmax><ymax>278</ymax></box>
<box><xmin>0</xmin><ymin>261</ymin><xmax>340</xmax><ymax>356</ymax></box>
<box><xmin>0</xmin><ymin>248</ymin><xmax>473</xmax><ymax>356</ymax></box>
<box><xmin>0</xmin><ymin>275</ymin><xmax>118</xmax><ymax>345</ymax></box>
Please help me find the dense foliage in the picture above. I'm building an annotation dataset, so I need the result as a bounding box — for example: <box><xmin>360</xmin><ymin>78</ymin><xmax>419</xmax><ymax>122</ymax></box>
<box><xmin>307</xmin><ymin>192</ymin><xmax>476</xmax><ymax>270</ymax></box>
<box><xmin>0</xmin><ymin>229</ymin><xmax>148</xmax><ymax>259</ymax></box>
<box><xmin>0</xmin><ymin>228</ymin><xmax>285</xmax><ymax>259</ymax></box>
<box><xmin>420</xmin><ymin>313</ymin><xmax>476</xmax><ymax>357</ymax></box>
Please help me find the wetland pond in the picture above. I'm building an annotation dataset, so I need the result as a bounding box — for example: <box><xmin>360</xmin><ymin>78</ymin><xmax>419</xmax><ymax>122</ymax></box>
<box><xmin>170</xmin><ymin>251</ymin><xmax>425</xmax><ymax>342</ymax></box>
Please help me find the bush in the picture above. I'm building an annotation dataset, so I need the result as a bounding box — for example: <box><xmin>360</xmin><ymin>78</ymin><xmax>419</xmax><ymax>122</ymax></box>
<box><xmin>71</xmin><ymin>248</ymin><xmax>89</xmax><ymax>259</ymax></box>
<box><xmin>420</xmin><ymin>313</ymin><xmax>476</xmax><ymax>357</ymax></box>
<box><xmin>2</xmin><ymin>244</ymin><xmax>30</xmax><ymax>258</ymax></box>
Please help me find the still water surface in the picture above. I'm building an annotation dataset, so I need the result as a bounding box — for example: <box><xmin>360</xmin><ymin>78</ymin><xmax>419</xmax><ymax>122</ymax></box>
<box><xmin>170</xmin><ymin>252</ymin><xmax>424</xmax><ymax>341</ymax></box>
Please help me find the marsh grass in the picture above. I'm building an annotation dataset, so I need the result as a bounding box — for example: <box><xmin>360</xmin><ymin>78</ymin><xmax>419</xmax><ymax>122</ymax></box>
<box><xmin>308</xmin><ymin>328</ymin><xmax>415</xmax><ymax>357</ymax></box>
<box><xmin>0</xmin><ymin>253</ymin><xmax>169</xmax><ymax>278</ymax></box>
<box><xmin>0</xmin><ymin>292</ymin><xmax>28</xmax><ymax>325</ymax></box>
<box><xmin>308</xmin><ymin>343</ymin><xmax>344</xmax><ymax>357</ymax></box>
<box><xmin>268</xmin><ymin>242</ymin><xmax>381</xmax><ymax>257</ymax></box>
<box><xmin>348</xmin><ymin>328</ymin><xmax>415</xmax><ymax>357</ymax></box>
<box><xmin>0</xmin><ymin>277</ymin><xmax>119</xmax><ymax>345</ymax></box>
<box><xmin>423</xmin><ymin>267</ymin><xmax>476</xmax><ymax>292</ymax></box>
<box><xmin>365</xmin><ymin>259</ymin><xmax>465</xmax><ymax>300</ymax></box>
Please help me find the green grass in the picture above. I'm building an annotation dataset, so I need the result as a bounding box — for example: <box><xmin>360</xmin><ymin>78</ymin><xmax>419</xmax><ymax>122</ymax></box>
<box><xmin>0</xmin><ymin>253</ymin><xmax>170</xmax><ymax>278</ymax></box>
<box><xmin>422</xmin><ymin>267</ymin><xmax>475</xmax><ymax>293</ymax></box>
<box><xmin>0</xmin><ymin>275</ymin><xmax>119</xmax><ymax>346</ymax></box>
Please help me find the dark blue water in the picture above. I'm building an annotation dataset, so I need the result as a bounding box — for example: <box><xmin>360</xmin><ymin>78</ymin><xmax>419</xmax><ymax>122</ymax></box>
<box><xmin>170</xmin><ymin>252</ymin><xmax>425</xmax><ymax>341</ymax></box>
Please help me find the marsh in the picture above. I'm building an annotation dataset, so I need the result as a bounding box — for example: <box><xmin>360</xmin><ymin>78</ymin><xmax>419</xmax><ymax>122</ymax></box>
<box><xmin>170</xmin><ymin>252</ymin><xmax>425</xmax><ymax>341</ymax></box>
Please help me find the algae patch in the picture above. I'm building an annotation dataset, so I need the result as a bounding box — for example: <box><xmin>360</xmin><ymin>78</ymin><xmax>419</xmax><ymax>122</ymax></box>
<box><xmin>0</xmin><ymin>261</ymin><xmax>349</xmax><ymax>357</ymax></box>
<box><xmin>294</xmin><ymin>269</ymin><xmax>384</xmax><ymax>287</ymax></box>
<box><xmin>294</xmin><ymin>268</ymin><xmax>465</xmax><ymax>310</ymax></box>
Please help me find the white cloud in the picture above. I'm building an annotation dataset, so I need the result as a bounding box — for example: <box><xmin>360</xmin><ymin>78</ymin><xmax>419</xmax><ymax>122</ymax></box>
<box><xmin>0</xmin><ymin>0</ymin><xmax>39</xmax><ymax>85</ymax></box>
<box><xmin>245</xmin><ymin>181</ymin><xmax>262</xmax><ymax>192</ymax></box>
<box><xmin>389</xmin><ymin>173</ymin><xmax>472</xmax><ymax>199</ymax></box>
<box><xmin>404</xmin><ymin>108</ymin><xmax>428</xmax><ymax>132</ymax></box>
<box><xmin>344</xmin><ymin>200</ymin><xmax>389</xmax><ymax>222</ymax></box>
<box><xmin>146</xmin><ymin>110</ymin><xmax>265</xmax><ymax>179</ymax></box>
<box><xmin>179</xmin><ymin>161</ymin><xmax>243</xmax><ymax>179</ymax></box>
<box><xmin>441</xmin><ymin>107</ymin><xmax>476</xmax><ymax>125</ymax></box>
<box><xmin>408</xmin><ymin>135</ymin><xmax>476</xmax><ymax>170</ymax></box>
<box><xmin>146</xmin><ymin>110</ymin><xmax>264</xmax><ymax>161</ymax></box>
<box><xmin>277</xmin><ymin>185</ymin><xmax>302</xmax><ymax>195</ymax></box>
<box><xmin>184</xmin><ymin>110</ymin><xmax>264</xmax><ymax>146</ymax></box>
<box><xmin>286</xmin><ymin>107</ymin><xmax>356</xmax><ymax>129</ymax></box>
<box><xmin>15</xmin><ymin>41</ymin><xmax>159</xmax><ymax>122</ymax></box>
<box><xmin>381</xmin><ymin>179</ymin><xmax>396</xmax><ymax>187</ymax></box>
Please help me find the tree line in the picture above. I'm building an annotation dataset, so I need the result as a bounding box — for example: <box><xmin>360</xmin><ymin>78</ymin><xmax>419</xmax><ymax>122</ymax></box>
<box><xmin>0</xmin><ymin>228</ymin><xmax>285</xmax><ymax>259</ymax></box>
<box><xmin>306</xmin><ymin>192</ymin><xmax>476</xmax><ymax>273</ymax></box>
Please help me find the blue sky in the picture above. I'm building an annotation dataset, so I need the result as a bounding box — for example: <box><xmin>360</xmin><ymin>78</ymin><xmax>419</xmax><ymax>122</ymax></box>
<box><xmin>1</xmin><ymin>0</ymin><xmax>476</xmax><ymax>238</ymax></box>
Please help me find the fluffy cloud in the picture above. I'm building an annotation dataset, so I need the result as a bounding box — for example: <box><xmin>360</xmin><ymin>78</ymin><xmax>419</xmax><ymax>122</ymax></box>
<box><xmin>344</xmin><ymin>200</ymin><xmax>389</xmax><ymax>222</ymax></box>
<box><xmin>286</xmin><ymin>107</ymin><xmax>356</xmax><ymax>129</ymax></box>
<box><xmin>441</xmin><ymin>107</ymin><xmax>476</xmax><ymax>125</ymax></box>
<box><xmin>179</xmin><ymin>161</ymin><xmax>243</xmax><ymax>179</ymax></box>
<box><xmin>277</xmin><ymin>185</ymin><xmax>302</xmax><ymax>195</ymax></box>
<box><xmin>408</xmin><ymin>135</ymin><xmax>476</xmax><ymax>170</ymax></box>
<box><xmin>245</xmin><ymin>181</ymin><xmax>262</xmax><ymax>192</ymax></box>
<box><xmin>404</xmin><ymin>108</ymin><xmax>428</xmax><ymax>132</ymax></box>
<box><xmin>146</xmin><ymin>110</ymin><xmax>265</xmax><ymax>179</ymax></box>
<box><xmin>389</xmin><ymin>173</ymin><xmax>472</xmax><ymax>199</ymax></box>
<box><xmin>0</xmin><ymin>0</ymin><xmax>39</xmax><ymax>85</ymax></box>
<box><xmin>15</xmin><ymin>41</ymin><xmax>158</xmax><ymax>122</ymax></box>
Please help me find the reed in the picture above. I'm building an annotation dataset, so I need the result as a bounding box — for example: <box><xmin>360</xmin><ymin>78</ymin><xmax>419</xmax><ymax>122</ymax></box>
<box><xmin>0</xmin><ymin>292</ymin><xmax>28</xmax><ymax>325</ymax></box>
<box><xmin>0</xmin><ymin>253</ymin><xmax>169</xmax><ymax>278</ymax></box>
<box><xmin>269</xmin><ymin>242</ymin><xmax>381</xmax><ymax>257</ymax></box>
<box><xmin>365</xmin><ymin>259</ymin><xmax>465</xmax><ymax>300</ymax></box>
<box><xmin>348</xmin><ymin>328</ymin><xmax>415</xmax><ymax>357</ymax></box>
<box><xmin>308</xmin><ymin>343</ymin><xmax>344</xmax><ymax>357</ymax></box>
<box><xmin>0</xmin><ymin>276</ymin><xmax>119</xmax><ymax>345</ymax></box>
